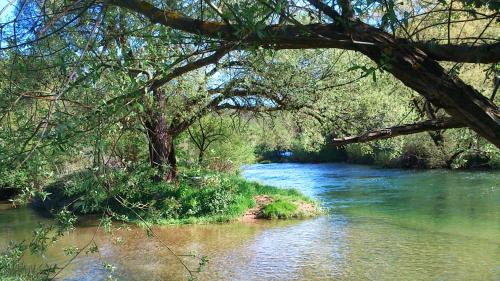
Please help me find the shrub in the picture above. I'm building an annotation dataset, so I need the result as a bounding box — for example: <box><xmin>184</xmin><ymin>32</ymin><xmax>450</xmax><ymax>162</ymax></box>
<box><xmin>200</xmin><ymin>188</ymin><xmax>235</xmax><ymax>214</ymax></box>
<box><xmin>0</xmin><ymin>242</ymin><xmax>53</xmax><ymax>281</ymax></box>
<box><xmin>39</xmin><ymin>166</ymin><xmax>245</xmax><ymax>223</ymax></box>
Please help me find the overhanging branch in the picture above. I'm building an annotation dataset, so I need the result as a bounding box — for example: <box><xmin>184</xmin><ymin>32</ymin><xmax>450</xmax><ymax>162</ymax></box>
<box><xmin>108</xmin><ymin>0</ymin><xmax>500</xmax><ymax>63</ymax></box>
<box><xmin>330</xmin><ymin>118</ymin><xmax>465</xmax><ymax>146</ymax></box>
<box><xmin>414</xmin><ymin>41</ymin><xmax>500</xmax><ymax>63</ymax></box>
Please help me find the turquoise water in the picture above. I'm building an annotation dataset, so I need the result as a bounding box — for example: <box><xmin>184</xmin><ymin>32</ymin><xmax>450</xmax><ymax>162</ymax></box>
<box><xmin>244</xmin><ymin>164</ymin><xmax>500</xmax><ymax>280</ymax></box>
<box><xmin>0</xmin><ymin>163</ymin><xmax>499</xmax><ymax>280</ymax></box>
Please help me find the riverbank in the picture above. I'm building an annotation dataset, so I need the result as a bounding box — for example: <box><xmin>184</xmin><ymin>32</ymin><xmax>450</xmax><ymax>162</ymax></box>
<box><xmin>33</xmin><ymin>167</ymin><xmax>319</xmax><ymax>226</ymax></box>
<box><xmin>257</xmin><ymin>145</ymin><xmax>500</xmax><ymax>170</ymax></box>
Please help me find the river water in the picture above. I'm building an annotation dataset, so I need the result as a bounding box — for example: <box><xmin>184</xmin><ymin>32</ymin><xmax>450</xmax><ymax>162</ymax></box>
<box><xmin>0</xmin><ymin>163</ymin><xmax>499</xmax><ymax>280</ymax></box>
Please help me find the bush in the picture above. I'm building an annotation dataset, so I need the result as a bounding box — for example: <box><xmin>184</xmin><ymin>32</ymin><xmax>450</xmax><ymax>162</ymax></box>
<box><xmin>200</xmin><ymin>188</ymin><xmax>235</xmax><ymax>214</ymax></box>
<box><xmin>0</xmin><ymin>154</ymin><xmax>55</xmax><ymax>203</ymax></box>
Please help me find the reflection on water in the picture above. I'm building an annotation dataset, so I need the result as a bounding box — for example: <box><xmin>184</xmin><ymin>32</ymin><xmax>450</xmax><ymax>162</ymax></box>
<box><xmin>0</xmin><ymin>163</ymin><xmax>499</xmax><ymax>280</ymax></box>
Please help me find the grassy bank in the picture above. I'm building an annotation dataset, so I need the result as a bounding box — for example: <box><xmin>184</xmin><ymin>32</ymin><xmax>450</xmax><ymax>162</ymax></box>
<box><xmin>37</xmin><ymin>166</ymin><xmax>319</xmax><ymax>225</ymax></box>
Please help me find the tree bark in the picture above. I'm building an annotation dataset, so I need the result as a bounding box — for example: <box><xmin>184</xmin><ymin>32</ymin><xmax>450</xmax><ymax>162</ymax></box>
<box><xmin>145</xmin><ymin>120</ymin><xmax>177</xmax><ymax>181</ymax></box>
<box><xmin>144</xmin><ymin>91</ymin><xmax>177</xmax><ymax>181</ymax></box>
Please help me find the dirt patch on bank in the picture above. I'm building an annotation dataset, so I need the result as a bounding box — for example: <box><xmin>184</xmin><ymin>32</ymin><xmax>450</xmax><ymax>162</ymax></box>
<box><xmin>241</xmin><ymin>195</ymin><xmax>317</xmax><ymax>222</ymax></box>
<box><xmin>241</xmin><ymin>195</ymin><xmax>273</xmax><ymax>222</ymax></box>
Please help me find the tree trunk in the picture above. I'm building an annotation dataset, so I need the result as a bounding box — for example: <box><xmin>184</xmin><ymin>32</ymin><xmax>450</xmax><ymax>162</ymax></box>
<box><xmin>145</xmin><ymin>119</ymin><xmax>177</xmax><ymax>181</ymax></box>
<box><xmin>144</xmin><ymin>91</ymin><xmax>177</xmax><ymax>181</ymax></box>
<box><xmin>352</xmin><ymin>22</ymin><xmax>500</xmax><ymax>148</ymax></box>
<box><xmin>198</xmin><ymin>150</ymin><xmax>205</xmax><ymax>165</ymax></box>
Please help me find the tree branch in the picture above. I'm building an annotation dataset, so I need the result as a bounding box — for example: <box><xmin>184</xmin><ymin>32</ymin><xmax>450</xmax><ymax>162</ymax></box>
<box><xmin>104</xmin><ymin>0</ymin><xmax>500</xmax><ymax>147</ymax></box>
<box><xmin>330</xmin><ymin>118</ymin><xmax>465</xmax><ymax>146</ymax></box>
<box><xmin>305</xmin><ymin>0</ymin><xmax>340</xmax><ymax>20</ymax></box>
<box><xmin>150</xmin><ymin>46</ymin><xmax>231</xmax><ymax>90</ymax></box>
<box><xmin>339</xmin><ymin>0</ymin><xmax>354</xmax><ymax>19</ymax></box>
<box><xmin>414</xmin><ymin>41</ymin><xmax>500</xmax><ymax>63</ymax></box>
<box><xmin>108</xmin><ymin>0</ymin><xmax>500</xmax><ymax>63</ymax></box>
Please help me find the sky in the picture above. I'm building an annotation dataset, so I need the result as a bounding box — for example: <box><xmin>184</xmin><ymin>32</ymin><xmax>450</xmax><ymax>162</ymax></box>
<box><xmin>0</xmin><ymin>0</ymin><xmax>15</xmax><ymax>23</ymax></box>
<box><xmin>0</xmin><ymin>0</ymin><xmax>14</xmax><ymax>49</ymax></box>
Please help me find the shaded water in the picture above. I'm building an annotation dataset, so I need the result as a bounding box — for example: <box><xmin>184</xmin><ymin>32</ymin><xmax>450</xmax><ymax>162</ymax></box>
<box><xmin>1</xmin><ymin>163</ymin><xmax>499</xmax><ymax>280</ymax></box>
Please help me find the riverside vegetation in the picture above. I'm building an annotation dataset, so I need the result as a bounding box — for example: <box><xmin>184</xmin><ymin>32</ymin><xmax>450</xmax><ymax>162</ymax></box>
<box><xmin>39</xmin><ymin>166</ymin><xmax>318</xmax><ymax>224</ymax></box>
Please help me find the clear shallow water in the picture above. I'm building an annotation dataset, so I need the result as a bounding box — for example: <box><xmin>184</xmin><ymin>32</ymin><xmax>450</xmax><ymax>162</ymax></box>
<box><xmin>0</xmin><ymin>163</ymin><xmax>499</xmax><ymax>280</ymax></box>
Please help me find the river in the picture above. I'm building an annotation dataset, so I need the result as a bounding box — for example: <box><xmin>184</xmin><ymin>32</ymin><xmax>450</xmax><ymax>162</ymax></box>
<box><xmin>0</xmin><ymin>163</ymin><xmax>499</xmax><ymax>280</ymax></box>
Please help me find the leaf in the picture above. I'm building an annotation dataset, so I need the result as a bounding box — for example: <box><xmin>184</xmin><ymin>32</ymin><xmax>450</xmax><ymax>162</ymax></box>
<box><xmin>347</xmin><ymin>65</ymin><xmax>362</xmax><ymax>71</ymax></box>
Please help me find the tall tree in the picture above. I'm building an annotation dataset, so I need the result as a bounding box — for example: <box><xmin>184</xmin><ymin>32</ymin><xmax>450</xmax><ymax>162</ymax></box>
<box><xmin>103</xmin><ymin>0</ymin><xmax>500</xmax><ymax>148</ymax></box>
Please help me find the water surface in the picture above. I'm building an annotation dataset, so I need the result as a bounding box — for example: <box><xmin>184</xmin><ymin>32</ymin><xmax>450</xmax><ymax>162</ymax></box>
<box><xmin>0</xmin><ymin>163</ymin><xmax>499</xmax><ymax>280</ymax></box>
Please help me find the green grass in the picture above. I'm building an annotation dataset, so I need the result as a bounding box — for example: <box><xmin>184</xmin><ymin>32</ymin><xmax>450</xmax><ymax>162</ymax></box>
<box><xmin>262</xmin><ymin>199</ymin><xmax>298</xmax><ymax>219</ymax></box>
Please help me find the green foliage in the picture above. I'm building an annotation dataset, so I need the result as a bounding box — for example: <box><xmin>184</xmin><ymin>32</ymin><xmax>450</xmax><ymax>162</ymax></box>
<box><xmin>39</xmin><ymin>165</ymin><xmax>314</xmax><ymax>225</ymax></box>
<box><xmin>0</xmin><ymin>242</ymin><xmax>51</xmax><ymax>281</ymax></box>
<box><xmin>0</xmin><ymin>153</ymin><xmax>55</xmax><ymax>203</ymax></box>
<box><xmin>180</xmin><ymin>114</ymin><xmax>257</xmax><ymax>172</ymax></box>
<box><xmin>0</xmin><ymin>169</ymin><xmax>30</xmax><ymax>190</ymax></box>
